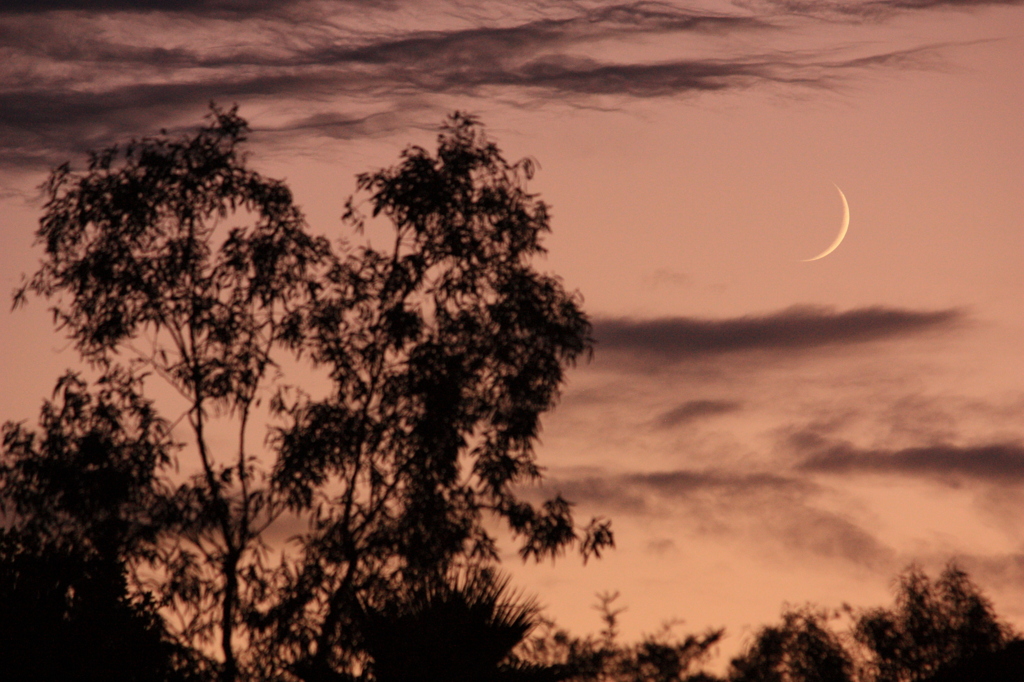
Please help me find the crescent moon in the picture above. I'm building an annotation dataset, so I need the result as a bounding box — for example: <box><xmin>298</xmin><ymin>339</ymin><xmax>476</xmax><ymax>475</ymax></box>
<box><xmin>802</xmin><ymin>184</ymin><xmax>850</xmax><ymax>262</ymax></box>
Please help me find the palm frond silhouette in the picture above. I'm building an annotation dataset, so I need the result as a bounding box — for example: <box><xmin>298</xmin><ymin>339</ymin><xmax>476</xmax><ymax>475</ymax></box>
<box><xmin>357</xmin><ymin>565</ymin><xmax>565</xmax><ymax>682</ymax></box>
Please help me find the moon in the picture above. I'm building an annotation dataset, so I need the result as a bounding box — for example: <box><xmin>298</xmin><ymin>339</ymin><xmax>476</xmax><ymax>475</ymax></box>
<box><xmin>802</xmin><ymin>184</ymin><xmax>850</xmax><ymax>262</ymax></box>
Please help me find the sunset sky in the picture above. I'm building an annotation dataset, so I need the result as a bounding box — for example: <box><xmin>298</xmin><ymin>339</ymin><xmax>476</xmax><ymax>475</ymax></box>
<box><xmin>1</xmin><ymin>0</ymin><xmax>1021</xmax><ymax>668</ymax></box>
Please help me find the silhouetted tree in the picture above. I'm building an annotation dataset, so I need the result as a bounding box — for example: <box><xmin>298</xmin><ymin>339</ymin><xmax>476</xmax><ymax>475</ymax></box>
<box><xmin>728</xmin><ymin>606</ymin><xmax>853</xmax><ymax>682</ymax></box>
<box><xmin>0</xmin><ymin>370</ymin><xmax>200</xmax><ymax>680</ymax></box>
<box><xmin>0</xmin><ymin>532</ymin><xmax>198</xmax><ymax>681</ymax></box>
<box><xmin>7</xmin><ymin>106</ymin><xmax>612</xmax><ymax>681</ymax></box>
<box><xmin>853</xmin><ymin>563</ymin><xmax>1015</xmax><ymax>682</ymax></box>
<box><xmin>721</xmin><ymin>564</ymin><xmax>1018</xmax><ymax>682</ymax></box>
<box><xmin>517</xmin><ymin>592</ymin><xmax>724</xmax><ymax>682</ymax></box>
<box><xmin>263</xmin><ymin>110</ymin><xmax>613</xmax><ymax>680</ymax></box>
<box><xmin>922</xmin><ymin>639</ymin><xmax>1024</xmax><ymax>682</ymax></box>
<box><xmin>350</xmin><ymin>565</ymin><xmax>563</xmax><ymax>682</ymax></box>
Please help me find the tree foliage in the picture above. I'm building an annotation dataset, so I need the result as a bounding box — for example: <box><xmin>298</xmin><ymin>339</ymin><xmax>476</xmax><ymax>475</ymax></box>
<box><xmin>0</xmin><ymin>530</ymin><xmax>197</xmax><ymax>682</ymax></box>
<box><xmin>518</xmin><ymin>592</ymin><xmax>724</xmax><ymax>682</ymax></box>
<box><xmin>4</xmin><ymin>106</ymin><xmax>612</xmax><ymax>681</ymax></box>
<box><xmin>853</xmin><ymin>563</ymin><xmax>1015</xmax><ymax>682</ymax></box>
<box><xmin>351</xmin><ymin>565</ymin><xmax>561</xmax><ymax>682</ymax></box>
<box><xmin>264</xmin><ymin>110</ymin><xmax>613</xmax><ymax>678</ymax></box>
<box><xmin>722</xmin><ymin>563</ymin><xmax>1018</xmax><ymax>682</ymax></box>
<box><xmin>0</xmin><ymin>369</ymin><xmax>200</xmax><ymax>680</ymax></box>
<box><xmin>728</xmin><ymin>606</ymin><xmax>853</xmax><ymax>682</ymax></box>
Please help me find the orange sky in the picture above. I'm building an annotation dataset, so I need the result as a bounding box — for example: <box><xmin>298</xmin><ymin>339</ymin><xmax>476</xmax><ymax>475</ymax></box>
<box><xmin>1</xmin><ymin>0</ymin><xmax>1022</xmax><ymax>669</ymax></box>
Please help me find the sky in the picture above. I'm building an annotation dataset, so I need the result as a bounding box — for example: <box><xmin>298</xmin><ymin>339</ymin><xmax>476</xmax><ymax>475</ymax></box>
<box><xmin>1</xmin><ymin>0</ymin><xmax>1022</xmax><ymax>669</ymax></box>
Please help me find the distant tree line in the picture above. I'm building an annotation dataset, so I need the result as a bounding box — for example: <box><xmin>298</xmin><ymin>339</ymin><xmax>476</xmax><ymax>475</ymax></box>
<box><xmin>1</xmin><ymin>108</ymin><xmax>1019</xmax><ymax>682</ymax></box>
<box><xmin>509</xmin><ymin>562</ymin><xmax>1021</xmax><ymax>682</ymax></box>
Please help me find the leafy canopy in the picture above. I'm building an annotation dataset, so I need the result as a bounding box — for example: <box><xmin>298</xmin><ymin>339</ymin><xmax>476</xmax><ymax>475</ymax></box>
<box><xmin>5</xmin><ymin>106</ymin><xmax>612</xmax><ymax>681</ymax></box>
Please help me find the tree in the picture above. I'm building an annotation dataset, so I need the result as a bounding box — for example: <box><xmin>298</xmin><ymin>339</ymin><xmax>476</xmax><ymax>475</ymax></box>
<box><xmin>853</xmin><ymin>563</ymin><xmax>1015</xmax><ymax>682</ymax></box>
<box><xmin>0</xmin><ymin>370</ymin><xmax>200</xmax><ymax>680</ymax></box>
<box><xmin>0</xmin><ymin>531</ymin><xmax>197</xmax><ymax>682</ymax></box>
<box><xmin>517</xmin><ymin>592</ymin><xmax>724</xmax><ymax>682</ymax></box>
<box><xmin>6</xmin><ymin>106</ymin><xmax>612</xmax><ymax>681</ymax></box>
<box><xmin>263</xmin><ymin>109</ymin><xmax>613</xmax><ymax>680</ymax></box>
<box><xmin>728</xmin><ymin>606</ymin><xmax>853</xmax><ymax>682</ymax></box>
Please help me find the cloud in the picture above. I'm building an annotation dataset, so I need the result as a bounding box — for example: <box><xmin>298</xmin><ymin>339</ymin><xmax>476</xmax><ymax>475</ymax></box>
<box><xmin>543</xmin><ymin>466</ymin><xmax>894</xmax><ymax>567</ymax></box>
<box><xmin>0</xmin><ymin>0</ymin><xmax>314</xmax><ymax>17</ymax></box>
<box><xmin>956</xmin><ymin>552</ymin><xmax>1024</xmax><ymax>595</ymax></box>
<box><xmin>877</xmin><ymin>0</ymin><xmax>1024</xmax><ymax>8</ymax></box>
<box><xmin>592</xmin><ymin>306</ymin><xmax>963</xmax><ymax>363</ymax></box>
<box><xmin>0</xmin><ymin>1</ymin><xmax>1001</xmax><ymax>171</ymax></box>
<box><xmin>799</xmin><ymin>441</ymin><xmax>1024</xmax><ymax>483</ymax></box>
<box><xmin>757</xmin><ymin>0</ymin><xmax>1024</xmax><ymax>20</ymax></box>
<box><xmin>0</xmin><ymin>2</ymin><xmax>756</xmax><ymax>168</ymax></box>
<box><xmin>653</xmin><ymin>399</ymin><xmax>742</xmax><ymax>428</ymax></box>
<box><xmin>646</xmin><ymin>537</ymin><xmax>677</xmax><ymax>554</ymax></box>
<box><xmin>545</xmin><ymin>468</ymin><xmax>812</xmax><ymax>515</ymax></box>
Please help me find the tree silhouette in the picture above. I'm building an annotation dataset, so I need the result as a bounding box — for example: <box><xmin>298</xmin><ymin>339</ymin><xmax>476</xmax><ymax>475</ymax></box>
<box><xmin>517</xmin><ymin>592</ymin><xmax>724</xmax><ymax>682</ymax></box>
<box><xmin>263</xmin><ymin>109</ymin><xmax>614</xmax><ymax>680</ymax></box>
<box><xmin>10</xmin><ymin>106</ymin><xmax>335</xmax><ymax>680</ymax></box>
<box><xmin>0</xmin><ymin>371</ymin><xmax>199</xmax><ymax>680</ymax></box>
<box><xmin>0</xmin><ymin>532</ymin><xmax>197</xmax><ymax>681</ymax></box>
<box><xmin>853</xmin><ymin>563</ymin><xmax>1016</xmax><ymax>682</ymax></box>
<box><xmin>721</xmin><ymin>563</ymin><xmax>1019</xmax><ymax>682</ymax></box>
<box><xmin>728</xmin><ymin>606</ymin><xmax>853</xmax><ymax>682</ymax></box>
<box><xmin>6</xmin><ymin>106</ymin><xmax>612</xmax><ymax>681</ymax></box>
<box><xmin>922</xmin><ymin>639</ymin><xmax>1024</xmax><ymax>682</ymax></box>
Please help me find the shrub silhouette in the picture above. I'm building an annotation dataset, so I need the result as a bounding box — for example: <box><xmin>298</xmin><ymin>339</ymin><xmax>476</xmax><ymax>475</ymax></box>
<box><xmin>353</xmin><ymin>566</ymin><xmax>564</xmax><ymax>682</ymax></box>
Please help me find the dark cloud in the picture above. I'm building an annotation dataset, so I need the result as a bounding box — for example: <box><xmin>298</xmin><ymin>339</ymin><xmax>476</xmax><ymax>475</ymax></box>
<box><xmin>955</xmin><ymin>552</ymin><xmax>1024</xmax><ymax>596</ymax></box>
<box><xmin>264</xmin><ymin>109</ymin><xmax>421</xmax><ymax>140</ymax></box>
<box><xmin>440</xmin><ymin>54</ymin><xmax>782</xmax><ymax>96</ymax></box>
<box><xmin>758</xmin><ymin>0</ymin><xmax>1023</xmax><ymax>20</ymax></box>
<box><xmin>0</xmin><ymin>2</ymin><xmax>766</xmax><ymax>168</ymax></box>
<box><xmin>654</xmin><ymin>399</ymin><xmax>742</xmax><ymax>428</ymax></box>
<box><xmin>875</xmin><ymin>0</ymin><xmax>1024</xmax><ymax>7</ymax></box>
<box><xmin>0</xmin><ymin>55</ymin><xmax>788</xmax><ymax>167</ymax></box>
<box><xmin>646</xmin><ymin>537</ymin><xmax>677</xmax><ymax>554</ymax></box>
<box><xmin>336</xmin><ymin>5</ymin><xmax>765</xmax><ymax>67</ymax></box>
<box><xmin>0</xmin><ymin>0</ymin><xmax>315</xmax><ymax>17</ymax></box>
<box><xmin>799</xmin><ymin>441</ymin><xmax>1024</xmax><ymax>483</ymax></box>
<box><xmin>593</xmin><ymin>306</ymin><xmax>963</xmax><ymax>362</ymax></box>
<box><xmin>0</xmin><ymin>76</ymin><xmax>332</xmax><ymax>166</ymax></box>
<box><xmin>0</xmin><ymin>0</ymin><xmax>995</xmax><ymax>171</ymax></box>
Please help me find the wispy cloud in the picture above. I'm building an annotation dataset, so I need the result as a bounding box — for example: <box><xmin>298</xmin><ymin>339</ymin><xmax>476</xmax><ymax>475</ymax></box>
<box><xmin>755</xmin><ymin>0</ymin><xmax>1024</xmax><ymax>21</ymax></box>
<box><xmin>542</xmin><ymin>467</ymin><xmax>895</xmax><ymax>567</ymax></box>
<box><xmin>543</xmin><ymin>467</ymin><xmax>813</xmax><ymax>518</ymax></box>
<box><xmin>653</xmin><ymin>399</ymin><xmax>742</xmax><ymax>428</ymax></box>
<box><xmin>592</xmin><ymin>306</ymin><xmax>963</xmax><ymax>363</ymax></box>
<box><xmin>799</xmin><ymin>441</ymin><xmax>1024</xmax><ymax>483</ymax></box>
<box><xmin>0</xmin><ymin>0</ymin><xmax>1007</xmax><ymax>170</ymax></box>
<box><xmin>0</xmin><ymin>0</ymin><xmax>311</xmax><ymax>17</ymax></box>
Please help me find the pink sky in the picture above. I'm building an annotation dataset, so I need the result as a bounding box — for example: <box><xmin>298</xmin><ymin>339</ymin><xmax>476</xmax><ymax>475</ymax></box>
<box><xmin>1</xmin><ymin>0</ymin><xmax>1021</xmax><ymax>668</ymax></box>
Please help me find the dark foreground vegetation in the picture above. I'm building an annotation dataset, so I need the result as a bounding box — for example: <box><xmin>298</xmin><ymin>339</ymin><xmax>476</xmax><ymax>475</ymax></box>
<box><xmin>2</xmin><ymin>108</ymin><xmax>1019</xmax><ymax>681</ymax></box>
